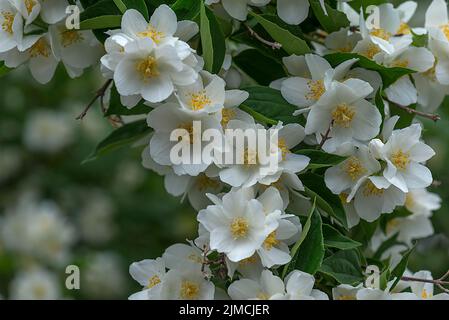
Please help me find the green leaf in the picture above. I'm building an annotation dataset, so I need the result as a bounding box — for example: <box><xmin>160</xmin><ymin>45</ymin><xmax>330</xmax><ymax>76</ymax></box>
<box><xmin>323</xmin><ymin>224</ymin><xmax>362</xmax><ymax>250</ymax></box>
<box><xmin>123</xmin><ymin>0</ymin><xmax>149</xmax><ymax>20</ymax></box>
<box><xmin>113</xmin><ymin>0</ymin><xmax>127</xmax><ymax>13</ymax></box>
<box><xmin>240</xmin><ymin>86</ymin><xmax>302</xmax><ymax>125</ymax></box>
<box><xmin>295</xmin><ymin>149</ymin><xmax>346</xmax><ymax>170</ymax></box>
<box><xmin>250</xmin><ymin>13</ymin><xmax>311</xmax><ymax>56</ymax></box>
<box><xmin>0</xmin><ymin>61</ymin><xmax>12</xmax><ymax>77</ymax></box>
<box><xmin>79</xmin><ymin>15</ymin><xmax>122</xmax><ymax>30</ymax></box>
<box><xmin>171</xmin><ymin>0</ymin><xmax>201</xmax><ymax>20</ymax></box>
<box><xmin>372</xmin><ymin>233</ymin><xmax>402</xmax><ymax>261</ymax></box>
<box><xmin>352</xmin><ymin>220</ymin><xmax>379</xmax><ymax>245</ymax></box>
<box><xmin>80</xmin><ymin>0</ymin><xmax>122</xmax><ymax>20</ymax></box>
<box><xmin>105</xmin><ymin>85</ymin><xmax>152</xmax><ymax>116</ymax></box>
<box><xmin>324</xmin><ymin>52</ymin><xmax>415</xmax><ymax>87</ymax></box>
<box><xmin>319</xmin><ymin>249</ymin><xmax>364</xmax><ymax>285</ymax></box>
<box><xmin>389</xmin><ymin>246</ymin><xmax>414</xmax><ymax>290</ymax></box>
<box><xmin>83</xmin><ymin>120</ymin><xmax>151</xmax><ymax>163</ymax></box>
<box><xmin>309</xmin><ymin>0</ymin><xmax>350</xmax><ymax>33</ymax></box>
<box><xmin>300</xmin><ymin>172</ymin><xmax>348</xmax><ymax>229</ymax></box>
<box><xmin>283</xmin><ymin>201</ymin><xmax>324</xmax><ymax>277</ymax></box>
<box><xmin>389</xmin><ymin>102</ymin><xmax>416</xmax><ymax>129</ymax></box>
<box><xmin>234</xmin><ymin>49</ymin><xmax>286</xmax><ymax>86</ymax></box>
<box><xmin>411</xmin><ymin>30</ymin><xmax>428</xmax><ymax>48</ymax></box>
<box><xmin>375</xmin><ymin>87</ymin><xmax>385</xmax><ymax>128</ymax></box>
<box><xmin>200</xmin><ymin>3</ymin><xmax>226</xmax><ymax>74</ymax></box>
<box><xmin>349</xmin><ymin>0</ymin><xmax>387</xmax><ymax>11</ymax></box>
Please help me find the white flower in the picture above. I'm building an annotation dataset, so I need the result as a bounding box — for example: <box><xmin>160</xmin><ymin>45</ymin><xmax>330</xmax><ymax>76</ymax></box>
<box><xmin>49</xmin><ymin>23</ymin><xmax>102</xmax><ymax>77</ymax></box>
<box><xmin>425</xmin><ymin>0</ymin><xmax>449</xmax><ymax>44</ymax></box>
<box><xmin>405</xmin><ymin>188</ymin><xmax>441</xmax><ymax>217</ymax></box>
<box><xmin>392</xmin><ymin>271</ymin><xmax>449</xmax><ymax>300</ymax></box>
<box><xmin>384</xmin><ymin>214</ymin><xmax>434</xmax><ymax>246</ymax></box>
<box><xmin>23</xmin><ymin>109</ymin><xmax>74</xmax><ymax>153</ymax></box>
<box><xmin>227</xmin><ymin>269</ymin><xmax>286</xmax><ymax>300</ymax></box>
<box><xmin>356</xmin><ymin>287</ymin><xmax>392</xmax><ymax>300</ymax></box>
<box><xmin>332</xmin><ymin>284</ymin><xmax>363</xmax><ymax>300</ymax></box>
<box><xmin>160</xmin><ymin>269</ymin><xmax>215</xmax><ymax>300</ymax></box>
<box><xmin>205</xmin><ymin>0</ymin><xmax>270</xmax><ymax>22</ymax></box>
<box><xmin>162</xmin><ymin>242</ymin><xmax>207</xmax><ymax>273</ymax></box>
<box><xmin>305</xmin><ymin>81</ymin><xmax>381</xmax><ymax>153</ymax></box>
<box><xmin>0</xmin><ymin>33</ymin><xmax>59</xmax><ymax>84</ymax></box>
<box><xmin>147</xmin><ymin>103</ymin><xmax>223</xmax><ymax>176</ymax></box>
<box><xmin>197</xmin><ymin>187</ymin><xmax>279</xmax><ymax>262</ymax></box>
<box><xmin>276</xmin><ymin>0</ymin><xmax>312</xmax><ymax>26</ymax></box>
<box><xmin>128</xmin><ymin>257</ymin><xmax>166</xmax><ymax>300</ymax></box>
<box><xmin>369</xmin><ymin>124</ymin><xmax>435</xmax><ymax>193</ymax></box>
<box><xmin>113</xmin><ymin>38</ymin><xmax>198</xmax><ymax>103</ymax></box>
<box><xmin>324</xmin><ymin>27</ymin><xmax>362</xmax><ymax>54</ymax></box>
<box><xmin>9</xmin><ymin>268</ymin><xmax>60</xmax><ymax>300</ymax></box>
<box><xmin>284</xmin><ymin>270</ymin><xmax>328</xmax><ymax>300</ymax></box>
<box><xmin>225</xmin><ymin>254</ymin><xmax>264</xmax><ymax>280</ymax></box>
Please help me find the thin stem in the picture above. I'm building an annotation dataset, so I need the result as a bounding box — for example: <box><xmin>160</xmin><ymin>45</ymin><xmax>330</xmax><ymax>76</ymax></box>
<box><xmin>303</xmin><ymin>33</ymin><xmax>326</xmax><ymax>45</ymax></box>
<box><xmin>390</xmin><ymin>100</ymin><xmax>440</xmax><ymax>122</ymax></box>
<box><xmin>76</xmin><ymin>79</ymin><xmax>113</xmax><ymax>120</ymax></box>
<box><xmin>318</xmin><ymin>122</ymin><xmax>333</xmax><ymax>149</ymax></box>
<box><xmin>245</xmin><ymin>24</ymin><xmax>282</xmax><ymax>50</ymax></box>
<box><xmin>401</xmin><ymin>270</ymin><xmax>449</xmax><ymax>293</ymax></box>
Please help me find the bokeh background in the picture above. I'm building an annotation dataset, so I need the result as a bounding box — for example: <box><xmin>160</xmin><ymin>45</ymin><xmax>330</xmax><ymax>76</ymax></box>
<box><xmin>0</xmin><ymin>0</ymin><xmax>447</xmax><ymax>299</ymax></box>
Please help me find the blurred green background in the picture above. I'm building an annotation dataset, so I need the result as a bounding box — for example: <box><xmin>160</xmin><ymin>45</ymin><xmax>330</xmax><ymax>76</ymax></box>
<box><xmin>0</xmin><ymin>0</ymin><xmax>447</xmax><ymax>300</ymax></box>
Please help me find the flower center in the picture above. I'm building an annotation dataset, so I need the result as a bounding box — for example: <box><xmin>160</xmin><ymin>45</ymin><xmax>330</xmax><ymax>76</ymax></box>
<box><xmin>391</xmin><ymin>149</ymin><xmax>410</xmax><ymax>170</ymax></box>
<box><xmin>363</xmin><ymin>180</ymin><xmax>384</xmax><ymax>197</ymax></box>
<box><xmin>147</xmin><ymin>275</ymin><xmax>161</xmax><ymax>288</ymax></box>
<box><xmin>136</xmin><ymin>56</ymin><xmax>159</xmax><ymax>79</ymax></box>
<box><xmin>30</xmin><ymin>38</ymin><xmax>50</xmax><ymax>58</ymax></box>
<box><xmin>306</xmin><ymin>79</ymin><xmax>325</xmax><ymax>101</ymax></box>
<box><xmin>421</xmin><ymin>289</ymin><xmax>432</xmax><ymax>299</ymax></box>
<box><xmin>332</xmin><ymin>103</ymin><xmax>355</xmax><ymax>128</ymax></box>
<box><xmin>239</xmin><ymin>255</ymin><xmax>257</xmax><ymax>266</ymax></box>
<box><xmin>337</xmin><ymin>295</ymin><xmax>356</xmax><ymax>300</ymax></box>
<box><xmin>1</xmin><ymin>11</ymin><xmax>14</xmax><ymax>35</ymax></box>
<box><xmin>61</xmin><ymin>30</ymin><xmax>84</xmax><ymax>47</ymax></box>
<box><xmin>257</xmin><ymin>292</ymin><xmax>270</xmax><ymax>300</ymax></box>
<box><xmin>440</xmin><ymin>24</ymin><xmax>449</xmax><ymax>41</ymax></box>
<box><xmin>180</xmin><ymin>280</ymin><xmax>200</xmax><ymax>300</ymax></box>
<box><xmin>363</xmin><ymin>43</ymin><xmax>381</xmax><ymax>59</ymax></box>
<box><xmin>344</xmin><ymin>157</ymin><xmax>366</xmax><ymax>181</ymax></box>
<box><xmin>195</xmin><ymin>175</ymin><xmax>220</xmax><ymax>191</ymax></box>
<box><xmin>397</xmin><ymin>22</ymin><xmax>411</xmax><ymax>35</ymax></box>
<box><xmin>230</xmin><ymin>217</ymin><xmax>249</xmax><ymax>239</ymax></box>
<box><xmin>189</xmin><ymin>91</ymin><xmax>211</xmax><ymax>111</ymax></box>
<box><xmin>370</xmin><ymin>28</ymin><xmax>391</xmax><ymax>40</ymax></box>
<box><xmin>221</xmin><ymin>108</ymin><xmax>236</xmax><ymax>127</ymax></box>
<box><xmin>263</xmin><ymin>231</ymin><xmax>279</xmax><ymax>250</ymax></box>
<box><xmin>25</xmin><ymin>0</ymin><xmax>37</xmax><ymax>15</ymax></box>
<box><xmin>138</xmin><ymin>25</ymin><xmax>164</xmax><ymax>44</ymax></box>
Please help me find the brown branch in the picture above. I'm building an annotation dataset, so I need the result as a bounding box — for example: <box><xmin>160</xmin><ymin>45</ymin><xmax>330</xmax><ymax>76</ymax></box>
<box><xmin>318</xmin><ymin>121</ymin><xmax>333</xmax><ymax>149</ymax></box>
<box><xmin>390</xmin><ymin>101</ymin><xmax>440</xmax><ymax>122</ymax></box>
<box><xmin>401</xmin><ymin>270</ymin><xmax>449</xmax><ymax>294</ymax></box>
<box><xmin>245</xmin><ymin>24</ymin><xmax>282</xmax><ymax>50</ymax></box>
<box><xmin>76</xmin><ymin>79</ymin><xmax>113</xmax><ymax>120</ymax></box>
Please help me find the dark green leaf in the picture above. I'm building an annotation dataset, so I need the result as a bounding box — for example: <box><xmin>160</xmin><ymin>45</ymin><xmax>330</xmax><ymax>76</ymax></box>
<box><xmin>295</xmin><ymin>149</ymin><xmax>346</xmax><ymax>170</ymax></box>
<box><xmin>389</xmin><ymin>246</ymin><xmax>414</xmax><ymax>290</ymax></box>
<box><xmin>200</xmin><ymin>3</ymin><xmax>226</xmax><ymax>74</ymax></box>
<box><xmin>300</xmin><ymin>172</ymin><xmax>348</xmax><ymax>228</ymax></box>
<box><xmin>83</xmin><ymin>120</ymin><xmax>151</xmax><ymax>163</ymax></box>
<box><xmin>250</xmin><ymin>13</ymin><xmax>311</xmax><ymax>55</ymax></box>
<box><xmin>309</xmin><ymin>0</ymin><xmax>350</xmax><ymax>33</ymax></box>
<box><xmin>325</xmin><ymin>52</ymin><xmax>415</xmax><ymax>87</ymax></box>
<box><xmin>79</xmin><ymin>15</ymin><xmax>122</xmax><ymax>30</ymax></box>
<box><xmin>171</xmin><ymin>0</ymin><xmax>201</xmax><ymax>20</ymax></box>
<box><xmin>323</xmin><ymin>224</ymin><xmax>362</xmax><ymax>250</ymax></box>
<box><xmin>319</xmin><ymin>249</ymin><xmax>364</xmax><ymax>285</ymax></box>
<box><xmin>0</xmin><ymin>61</ymin><xmax>12</xmax><ymax>77</ymax></box>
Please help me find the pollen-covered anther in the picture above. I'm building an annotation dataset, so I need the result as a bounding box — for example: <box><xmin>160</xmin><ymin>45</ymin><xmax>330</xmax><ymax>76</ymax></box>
<box><xmin>180</xmin><ymin>280</ymin><xmax>200</xmax><ymax>300</ymax></box>
<box><xmin>391</xmin><ymin>149</ymin><xmax>410</xmax><ymax>170</ymax></box>
<box><xmin>332</xmin><ymin>103</ymin><xmax>355</xmax><ymax>128</ymax></box>
<box><xmin>136</xmin><ymin>56</ymin><xmax>159</xmax><ymax>79</ymax></box>
<box><xmin>230</xmin><ymin>217</ymin><xmax>249</xmax><ymax>239</ymax></box>
<box><xmin>138</xmin><ymin>25</ymin><xmax>164</xmax><ymax>44</ymax></box>
<box><xmin>306</xmin><ymin>79</ymin><xmax>325</xmax><ymax>100</ymax></box>
<box><xmin>189</xmin><ymin>91</ymin><xmax>211</xmax><ymax>111</ymax></box>
<box><xmin>344</xmin><ymin>157</ymin><xmax>366</xmax><ymax>181</ymax></box>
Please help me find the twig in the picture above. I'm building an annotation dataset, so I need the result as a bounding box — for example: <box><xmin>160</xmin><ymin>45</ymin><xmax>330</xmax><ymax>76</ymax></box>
<box><xmin>318</xmin><ymin>122</ymin><xmax>333</xmax><ymax>149</ymax></box>
<box><xmin>245</xmin><ymin>24</ymin><xmax>282</xmax><ymax>50</ymax></box>
<box><xmin>401</xmin><ymin>269</ymin><xmax>449</xmax><ymax>294</ymax></box>
<box><xmin>76</xmin><ymin>79</ymin><xmax>113</xmax><ymax>120</ymax></box>
<box><xmin>390</xmin><ymin>101</ymin><xmax>440</xmax><ymax>122</ymax></box>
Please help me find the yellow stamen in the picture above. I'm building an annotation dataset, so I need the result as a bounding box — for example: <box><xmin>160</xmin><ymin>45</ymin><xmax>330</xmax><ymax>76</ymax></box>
<box><xmin>277</xmin><ymin>138</ymin><xmax>290</xmax><ymax>160</ymax></box>
<box><xmin>187</xmin><ymin>253</ymin><xmax>203</xmax><ymax>264</ymax></box>
<box><xmin>363</xmin><ymin>180</ymin><xmax>384</xmax><ymax>197</ymax></box>
<box><xmin>25</xmin><ymin>0</ymin><xmax>37</xmax><ymax>15</ymax></box>
<box><xmin>421</xmin><ymin>289</ymin><xmax>432</xmax><ymax>299</ymax></box>
<box><xmin>391</xmin><ymin>59</ymin><xmax>409</xmax><ymax>68</ymax></box>
<box><xmin>370</xmin><ymin>28</ymin><xmax>391</xmax><ymax>41</ymax></box>
<box><xmin>239</xmin><ymin>255</ymin><xmax>257</xmax><ymax>266</ymax></box>
<box><xmin>440</xmin><ymin>24</ymin><xmax>449</xmax><ymax>41</ymax></box>
<box><xmin>397</xmin><ymin>22</ymin><xmax>411</xmax><ymax>35</ymax></box>
<box><xmin>344</xmin><ymin>157</ymin><xmax>366</xmax><ymax>181</ymax></box>
<box><xmin>230</xmin><ymin>217</ymin><xmax>249</xmax><ymax>239</ymax></box>
<box><xmin>147</xmin><ymin>275</ymin><xmax>161</xmax><ymax>288</ymax></box>
<box><xmin>136</xmin><ymin>56</ymin><xmax>159</xmax><ymax>79</ymax></box>
<box><xmin>339</xmin><ymin>192</ymin><xmax>349</xmax><ymax>203</ymax></box>
<box><xmin>306</xmin><ymin>79</ymin><xmax>325</xmax><ymax>101</ymax></box>
<box><xmin>1</xmin><ymin>11</ymin><xmax>14</xmax><ymax>35</ymax></box>
<box><xmin>391</xmin><ymin>150</ymin><xmax>410</xmax><ymax>170</ymax></box>
<box><xmin>337</xmin><ymin>295</ymin><xmax>356</xmax><ymax>300</ymax></box>
<box><xmin>363</xmin><ymin>43</ymin><xmax>381</xmax><ymax>59</ymax></box>
<box><xmin>29</xmin><ymin>37</ymin><xmax>50</xmax><ymax>58</ymax></box>
<box><xmin>263</xmin><ymin>232</ymin><xmax>279</xmax><ymax>250</ymax></box>
<box><xmin>60</xmin><ymin>30</ymin><xmax>84</xmax><ymax>47</ymax></box>
<box><xmin>138</xmin><ymin>25</ymin><xmax>164</xmax><ymax>44</ymax></box>
<box><xmin>180</xmin><ymin>280</ymin><xmax>200</xmax><ymax>300</ymax></box>
<box><xmin>257</xmin><ymin>292</ymin><xmax>270</xmax><ymax>300</ymax></box>
<box><xmin>332</xmin><ymin>103</ymin><xmax>355</xmax><ymax>128</ymax></box>
<box><xmin>243</xmin><ymin>148</ymin><xmax>258</xmax><ymax>166</ymax></box>
<box><xmin>189</xmin><ymin>90</ymin><xmax>211</xmax><ymax>111</ymax></box>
